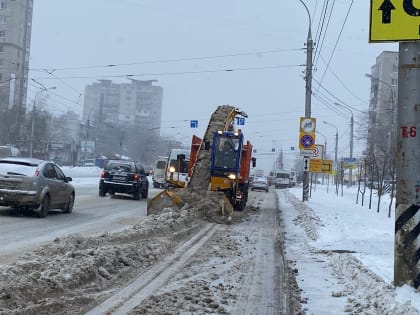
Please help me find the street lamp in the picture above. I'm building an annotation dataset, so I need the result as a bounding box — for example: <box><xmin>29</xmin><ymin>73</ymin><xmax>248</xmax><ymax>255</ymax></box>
<box><xmin>323</xmin><ymin>120</ymin><xmax>339</xmax><ymax>195</ymax></box>
<box><xmin>334</xmin><ymin>102</ymin><xmax>354</xmax><ymax>186</ymax></box>
<box><xmin>298</xmin><ymin>0</ymin><xmax>314</xmax><ymax>202</ymax></box>
<box><xmin>29</xmin><ymin>86</ymin><xmax>56</xmax><ymax>158</ymax></box>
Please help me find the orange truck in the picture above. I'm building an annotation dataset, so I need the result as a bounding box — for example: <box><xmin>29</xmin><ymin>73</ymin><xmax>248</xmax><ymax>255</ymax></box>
<box><xmin>189</xmin><ymin>129</ymin><xmax>255</xmax><ymax>211</ymax></box>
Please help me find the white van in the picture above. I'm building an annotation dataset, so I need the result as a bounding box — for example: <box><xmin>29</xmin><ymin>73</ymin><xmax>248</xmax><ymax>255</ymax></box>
<box><xmin>152</xmin><ymin>156</ymin><xmax>168</xmax><ymax>188</ymax></box>
<box><xmin>167</xmin><ymin>149</ymin><xmax>190</xmax><ymax>186</ymax></box>
<box><xmin>273</xmin><ymin>169</ymin><xmax>291</xmax><ymax>189</ymax></box>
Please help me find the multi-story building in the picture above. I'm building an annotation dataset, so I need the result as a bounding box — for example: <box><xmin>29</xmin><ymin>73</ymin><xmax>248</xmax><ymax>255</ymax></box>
<box><xmin>0</xmin><ymin>0</ymin><xmax>33</xmax><ymax>144</ymax></box>
<box><xmin>367</xmin><ymin>51</ymin><xmax>398</xmax><ymax>156</ymax></box>
<box><xmin>82</xmin><ymin>79</ymin><xmax>163</xmax><ymax>163</ymax></box>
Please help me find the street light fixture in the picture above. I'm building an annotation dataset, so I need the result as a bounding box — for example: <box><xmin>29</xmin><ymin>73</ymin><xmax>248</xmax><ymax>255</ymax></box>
<box><xmin>323</xmin><ymin>120</ymin><xmax>339</xmax><ymax>195</ymax></box>
<box><xmin>29</xmin><ymin>86</ymin><xmax>56</xmax><ymax>158</ymax></box>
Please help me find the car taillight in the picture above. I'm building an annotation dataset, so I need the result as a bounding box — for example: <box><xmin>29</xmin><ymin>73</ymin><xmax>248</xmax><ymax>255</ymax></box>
<box><xmin>101</xmin><ymin>170</ymin><xmax>105</xmax><ymax>178</ymax></box>
<box><xmin>134</xmin><ymin>173</ymin><xmax>139</xmax><ymax>181</ymax></box>
<box><xmin>34</xmin><ymin>169</ymin><xmax>40</xmax><ymax>176</ymax></box>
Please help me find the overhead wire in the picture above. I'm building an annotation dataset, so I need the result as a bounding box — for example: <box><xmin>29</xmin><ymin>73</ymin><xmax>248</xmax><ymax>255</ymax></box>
<box><xmin>315</xmin><ymin>0</ymin><xmax>354</xmax><ymax>89</ymax></box>
<box><xmin>29</xmin><ymin>48</ymin><xmax>304</xmax><ymax>72</ymax></box>
<box><xmin>313</xmin><ymin>0</ymin><xmax>336</xmax><ymax>71</ymax></box>
<box><xmin>28</xmin><ymin>64</ymin><xmax>305</xmax><ymax>81</ymax></box>
<box><xmin>317</xmin><ymin>53</ymin><xmax>368</xmax><ymax>105</ymax></box>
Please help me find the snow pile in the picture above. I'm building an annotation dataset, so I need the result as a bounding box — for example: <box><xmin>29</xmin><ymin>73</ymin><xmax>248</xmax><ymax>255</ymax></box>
<box><xmin>0</xmin><ymin>208</ymin><xmax>201</xmax><ymax>315</ymax></box>
<box><xmin>280</xmin><ymin>186</ymin><xmax>420</xmax><ymax>314</ymax></box>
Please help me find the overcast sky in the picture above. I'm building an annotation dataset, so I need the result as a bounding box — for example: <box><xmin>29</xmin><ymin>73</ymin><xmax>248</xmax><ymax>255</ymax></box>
<box><xmin>28</xmin><ymin>1</ymin><xmax>397</xmax><ymax>172</ymax></box>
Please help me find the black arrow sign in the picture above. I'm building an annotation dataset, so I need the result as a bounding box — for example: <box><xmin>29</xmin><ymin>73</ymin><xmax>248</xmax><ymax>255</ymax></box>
<box><xmin>403</xmin><ymin>0</ymin><xmax>420</xmax><ymax>16</ymax></box>
<box><xmin>304</xmin><ymin>158</ymin><xmax>309</xmax><ymax>171</ymax></box>
<box><xmin>379</xmin><ymin>0</ymin><xmax>395</xmax><ymax>24</ymax></box>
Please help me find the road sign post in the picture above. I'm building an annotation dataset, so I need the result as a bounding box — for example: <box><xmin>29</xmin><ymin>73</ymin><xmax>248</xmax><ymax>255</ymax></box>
<box><xmin>369</xmin><ymin>2</ymin><xmax>420</xmax><ymax>288</ymax></box>
<box><xmin>299</xmin><ymin>117</ymin><xmax>316</xmax><ymax>202</ymax></box>
<box><xmin>395</xmin><ymin>41</ymin><xmax>420</xmax><ymax>288</ymax></box>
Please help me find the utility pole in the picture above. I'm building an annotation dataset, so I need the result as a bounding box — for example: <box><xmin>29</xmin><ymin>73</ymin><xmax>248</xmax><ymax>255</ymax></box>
<box><xmin>323</xmin><ymin>121</ymin><xmax>338</xmax><ymax>196</ymax></box>
<box><xmin>395</xmin><ymin>41</ymin><xmax>420</xmax><ymax>288</ymax></box>
<box><xmin>334</xmin><ymin>103</ymin><xmax>354</xmax><ymax>186</ymax></box>
<box><xmin>299</xmin><ymin>0</ymin><xmax>313</xmax><ymax>202</ymax></box>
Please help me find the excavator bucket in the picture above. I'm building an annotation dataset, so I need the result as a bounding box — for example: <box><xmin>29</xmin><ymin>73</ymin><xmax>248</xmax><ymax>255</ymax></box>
<box><xmin>147</xmin><ymin>190</ymin><xmax>184</xmax><ymax>215</ymax></box>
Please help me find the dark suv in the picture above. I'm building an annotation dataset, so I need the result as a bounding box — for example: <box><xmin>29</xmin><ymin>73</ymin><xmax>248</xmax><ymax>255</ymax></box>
<box><xmin>99</xmin><ymin>159</ymin><xmax>149</xmax><ymax>200</ymax></box>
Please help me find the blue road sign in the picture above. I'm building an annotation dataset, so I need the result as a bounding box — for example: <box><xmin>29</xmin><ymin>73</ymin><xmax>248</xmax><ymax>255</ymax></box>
<box><xmin>236</xmin><ymin>117</ymin><xmax>245</xmax><ymax>125</ymax></box>
<box><xmin>342</xmin><ymin>157</ymin><xmax>357</xmax><ymax>163</ymax></box>
<box><xmin>190</xmin><ymin>120</ymin><xmax>198</xmax><ymax>128</ymax></box>
<box><xmin>300</xmin><ymin>134</ymin><xmax>314</xmax><ymax>148</ymax></box>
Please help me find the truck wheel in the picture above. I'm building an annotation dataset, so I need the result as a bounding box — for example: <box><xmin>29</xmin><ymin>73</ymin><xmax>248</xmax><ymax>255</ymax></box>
<box><xmin>37</xmin><ymin>195</ymin><xmax>50</xmax><ymax>218</ymax></box>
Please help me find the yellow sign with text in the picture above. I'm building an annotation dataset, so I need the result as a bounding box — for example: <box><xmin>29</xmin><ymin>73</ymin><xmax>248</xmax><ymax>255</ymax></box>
<box><xmin>322</xmin><ymin>160</ymin><xmax>333</xmax><ymax>174</ymax></box>
<box><xmin>309</xmin><ymin>158</ymin><xmax>322</xmax><ymax>173</ymax></box>
<box><xmin>370</xmin><ymin>0</ymin><xmax>420</xmax><ymax>42</ymax></box>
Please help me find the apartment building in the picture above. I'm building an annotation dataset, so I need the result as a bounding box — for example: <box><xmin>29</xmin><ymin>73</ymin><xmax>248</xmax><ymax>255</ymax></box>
<box><xmin>82</xmin><ymin>79</ymin><xmax>163</xmax><ymax>161</ymax></box>
<box><xmin>0</xmin><ymin>0</ymin><xmax>33</xmax><ymax>144</ymax></box>
<box><xmin>367</xmin><ymin>51</ymin><xmax>398</xmax><ymax>155</ymax></box>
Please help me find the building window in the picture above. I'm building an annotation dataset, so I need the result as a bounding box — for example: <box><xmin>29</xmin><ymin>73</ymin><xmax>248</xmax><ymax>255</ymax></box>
<box><xmin>0</xmin><ymin>31</ymin><xmax>5</xmax><ymax>38</ymax></box>
<box><xmin>391</xmin><ymin>78</ymin><xmax>398</xmax><ymax>86</ymax></box>
<box><xmin>393</xmin><ymin>64</ymin><xmax>398</xmax><ymax>73</ymax></box>
<box><xmin>0</xmin><ymin>15</ymin><xmax>6</xmax><ymax>24</ymax></box>
<box><xmin>0</xmin><ymin>1</ymin><xmax>6</xmax><ymax>9</ymax></box>
<box><xmin>0</xmin><ymin>45</ymin><xmax>4</xmax><ymax>53</ymax></box>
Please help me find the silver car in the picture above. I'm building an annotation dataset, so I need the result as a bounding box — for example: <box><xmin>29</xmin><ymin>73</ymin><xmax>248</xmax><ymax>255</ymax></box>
<box><xmin>0</xmin><ymin>158</ymin><xmax>75</xmax><ymax>218</ymax></box>
<box><xmin>250</xmin><ymin>176</ymin><xmax>269</xmax><ymax>192</ymax></box>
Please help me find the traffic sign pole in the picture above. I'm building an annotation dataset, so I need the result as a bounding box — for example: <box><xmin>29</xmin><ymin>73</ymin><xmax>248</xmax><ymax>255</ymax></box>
<box><xmin>395</xmin><ymin>41</ymin><xmax>420</xmax><ymax>288</ymax></box>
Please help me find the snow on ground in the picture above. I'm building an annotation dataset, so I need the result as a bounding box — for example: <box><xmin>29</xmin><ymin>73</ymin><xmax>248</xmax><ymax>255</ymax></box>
<box><xmin>279</xmin><ymin>183</ymin><xmax>420</xmax><ymax>314</ymax></box>
<box><xmin>2</xmin><ymin>164</ymin><xmax>420</xmax><ymax>314</ymax></box>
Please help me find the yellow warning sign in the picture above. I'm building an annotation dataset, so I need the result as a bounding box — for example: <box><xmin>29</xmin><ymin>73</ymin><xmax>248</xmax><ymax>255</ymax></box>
<box><xmin>370</xmin><ymin>0</ymin><xmax>420</xmax><ymax>42</ymax></box>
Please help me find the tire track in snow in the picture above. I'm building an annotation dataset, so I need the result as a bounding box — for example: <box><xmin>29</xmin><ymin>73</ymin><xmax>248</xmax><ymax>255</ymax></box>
<box><xmin>85</xmin><ymin>223</ymin><xmax>219</xmax><ymax>315</ymax></box>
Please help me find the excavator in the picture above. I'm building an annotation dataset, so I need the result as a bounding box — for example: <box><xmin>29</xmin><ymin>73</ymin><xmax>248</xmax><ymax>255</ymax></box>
<box><xmin>147</xmin><ymin>105</ymin><xmax>255</xmax><ymax>220</ymax></box>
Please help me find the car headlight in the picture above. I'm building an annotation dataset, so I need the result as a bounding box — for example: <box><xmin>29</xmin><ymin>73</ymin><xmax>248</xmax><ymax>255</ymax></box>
<box><xmin>169</xmin><ymin>166</ymin><xmax>176</xmax><ymax>173</ymax></box>
<box><xmin>228</xmin><ymin>173</ymin><xmax>236</xmax><ymax>180</ymax></box>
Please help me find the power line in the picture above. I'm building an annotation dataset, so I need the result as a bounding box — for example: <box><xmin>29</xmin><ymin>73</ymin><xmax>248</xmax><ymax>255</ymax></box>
<box><xmin>315</xmin><ymin>0</ymin><xmax>353</xmax><ymax>90</ymax></box>
<box><xmin>29</xmin><ymin>48</ymin><xmax>304</xmax><ymax>72</ymax></box>
<box><xmin>314</xmin><ymin>0</ymin><xmax>336</xmax><ymax>70</ymax></box>
<box><xmin>28</xmin><ymin>64</ymin><xmax>304</xmax><ymax>80</ymax></box>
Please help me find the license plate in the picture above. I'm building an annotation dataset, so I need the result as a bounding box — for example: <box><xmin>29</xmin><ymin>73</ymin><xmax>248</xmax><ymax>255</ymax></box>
<box><xmin>113</xmin><ymin>176</ymin><xmax>126</xmax><ymax>181</ymax></box>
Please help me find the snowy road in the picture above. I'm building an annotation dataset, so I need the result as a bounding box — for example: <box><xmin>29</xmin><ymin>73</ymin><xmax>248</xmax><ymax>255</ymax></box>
<box><xmin>0</xmin><ymin>178</ymin><xmax>157</xmax><ymax>265</ymax></box>
<box><xmin>0</xmin><ymin>183</ymin><xmax>297</xmax><ymax>314</ymax></box>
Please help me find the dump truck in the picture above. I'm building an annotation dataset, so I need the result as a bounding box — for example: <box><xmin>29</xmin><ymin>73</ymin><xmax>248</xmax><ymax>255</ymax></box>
<box><xmin>147</xmin><ymin>105</ymin><xmax>255</xmax><ymax>220</ymax></box>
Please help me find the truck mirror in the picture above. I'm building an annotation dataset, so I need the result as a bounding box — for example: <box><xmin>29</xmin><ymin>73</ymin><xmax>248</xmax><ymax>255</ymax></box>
<box><xmin>252</xmin><ymin>157</ymin><xmax>256</xmax><ymax>167</ymax></box>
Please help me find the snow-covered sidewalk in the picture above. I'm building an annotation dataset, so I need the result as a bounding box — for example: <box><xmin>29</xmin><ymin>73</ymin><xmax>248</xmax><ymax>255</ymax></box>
<box><xmin>278</xmin><ymin>185</ymin><xmax>420</xmax><ymax>314</ymax></box>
